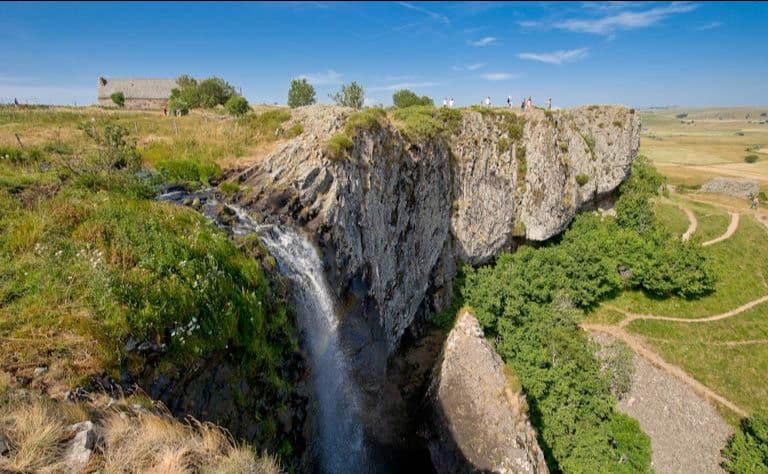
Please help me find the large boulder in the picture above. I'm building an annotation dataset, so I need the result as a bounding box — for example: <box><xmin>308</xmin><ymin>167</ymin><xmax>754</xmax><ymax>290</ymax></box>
<box><xmin>423</xmin><ymin>309</ymin><xmax>548</xmax><ymax>474</ymax></box>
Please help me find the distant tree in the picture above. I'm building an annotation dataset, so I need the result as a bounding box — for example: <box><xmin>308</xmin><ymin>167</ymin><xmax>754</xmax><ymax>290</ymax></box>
<box><xmin>110</xmin><ymin>92</ymin><xmax>125</xmax><ymax>108</ymax></box>
<box><xmin>392</xmin><ymin>89</ymin><xmax>433</xmax><ymax>108</ymax></box>
<box><xmin>170</xmin><ymin>75</ymin><xmax>236</xmax><ymax>109</ymax></box>
<box><xmin>288</xmin><ymin>78</ymin><xmax>317</xmax><ymax>108</ymax></box>
<box><xmin>168</xmin><ymin>97</ymin><xmax>189</xmax><ymax>116</ymax></box>
<box><xmin>330</xmin><ymin>81</ymin><xmax>364</xmax><ymax>109</ymax></box>
<box><xmin>225</xmin><ymin>95</ymin><xmax>250</xmax><ymax>116</ymax></box>
<box><xmin>722</xmin><ymin>414</ymin><xmax>768</xmax><ymax>473</ymax></box>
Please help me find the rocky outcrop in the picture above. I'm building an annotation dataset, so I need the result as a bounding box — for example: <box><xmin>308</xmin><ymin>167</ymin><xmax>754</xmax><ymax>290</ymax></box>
<box><xmin>701</xmin><ymin>177</ymin><xmax>759</xmax><ymax>199</ymax></box>
<box><xmin>423</xmin><ymin>309</ymin><xmax>548</xmax><ymax>474</ymax></box>
<box><xmin>237</xmin><ymin>105</ymin><xmax>639</xmax><ymax>356</ymax></box>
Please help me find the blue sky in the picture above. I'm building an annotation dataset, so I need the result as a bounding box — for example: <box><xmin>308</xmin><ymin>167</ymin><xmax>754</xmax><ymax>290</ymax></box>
<box><xmin>1</xmin><ymin>1</ymin><xmax>766</xmax><ymax>108</ymax></box>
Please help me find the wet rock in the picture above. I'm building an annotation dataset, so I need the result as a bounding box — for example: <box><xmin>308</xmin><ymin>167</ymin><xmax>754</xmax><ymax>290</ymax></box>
<box><xmin>423</xmin><ymin>310</ymin><xmax>548</xmax><ymax>474</ymax></box>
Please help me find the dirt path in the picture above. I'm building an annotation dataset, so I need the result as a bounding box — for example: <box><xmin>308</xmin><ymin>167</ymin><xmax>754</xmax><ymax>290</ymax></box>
<box><xmin>582</xmin><ymin>323</ymin><xmax>748</xmax><ymax>418</ymax></box>
<box><xmin>591</xmin><ymin>331</ymin><xmax>733</xmax><ymax>474</ymax></box>
<box><xmin>609</xmin><ymin>294</ymin><xmax>768</xmax><ymax>327</ymax></box>
<box><xmin>703</xmin><ymin>212</ymin><xmax>740</xmax><ymax>246</ymax></box>
<box><xmin>678</xmin><ymin>205</ymin><xmax>698</xmax><ymax>241</ymax></box>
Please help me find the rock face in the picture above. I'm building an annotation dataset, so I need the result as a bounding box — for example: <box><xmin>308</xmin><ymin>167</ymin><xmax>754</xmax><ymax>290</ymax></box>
<box><xmin>423</xmin><ymin>309</ymin><xmax>548</xmax><ymax>474</ymax></box>
<box><xmin>238</xmin><ymin>105</ymin><xmax>640</xmax><ymax>355</ymax></box>
<box><xmin>701</xmin><ymin>177</ymin><xmax>759</xmax><ymax>199</ymax></box>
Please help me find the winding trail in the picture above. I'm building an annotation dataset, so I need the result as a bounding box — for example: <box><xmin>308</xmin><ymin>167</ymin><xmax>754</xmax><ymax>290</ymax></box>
<box><xmin>582</xmin><ymin>323</ymin><xmax>748</xmax><ymax>417</ymax></box>
<box><xmin>702</xmin><ymin>212</ymin><xmax>740</xmax><ymax>246</ymax></box>
<box><xmin>608</xmin><ymin>294</ymin><xmax>768</xmax><ymax>327</ymax></box>
<box><xmin>678</xmin><ymin>205</ymin><xmax>698</xmax><ymax>241</ymax></box>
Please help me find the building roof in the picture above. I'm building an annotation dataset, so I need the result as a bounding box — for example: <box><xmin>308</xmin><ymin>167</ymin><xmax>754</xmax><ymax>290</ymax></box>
<box><xmin>97</xmin><ymin>77</ymin><xmax>178</xmax><ymax>100</ymax></box>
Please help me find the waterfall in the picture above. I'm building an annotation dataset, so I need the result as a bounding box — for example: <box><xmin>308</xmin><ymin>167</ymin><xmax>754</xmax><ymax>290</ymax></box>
<box><xmin>229</xmin><ymin>206</ymin><xmax>370</xmax><ymax>473</ymax></box>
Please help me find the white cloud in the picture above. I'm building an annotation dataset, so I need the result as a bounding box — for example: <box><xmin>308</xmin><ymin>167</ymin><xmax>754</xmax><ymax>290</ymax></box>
<box><xmin>468</xmin><ymin>36</ymin><xmax>497</xmax><ymax>47</ymax></box>
<box><xmin>480</xmin><ymin>73</ymin><xmax>520</xmax><ymax>81</ymax></box>
<box><xmin>518</xmin><ymin>47</ymin><xmax>589</xmax><ymax>65</ymax></box>
<box><xmin>518</xmin><ymin>20</ymin><xmax>541</xmax><ymax>28</ymax></box>
<box><xmin>554</xmin><ymin>2</ymin><xmax>698</xmax><ymax>35</ymax></box>
<box><xmin>398</xmin><ymin>2</ymin><xmax>450</xmax><ymax>25</ymax></box>
<box><xmin>452</xmin><ymin>63</ymin><xmax>486</xmax><ymax>72</ymax></box>
<box><xmin>297</xmin><ymin>69</ymin><xmax>343</xmax><ymax>85</ymax></box>
<box><xmin>697</xmin><ymin>21</ymin><xmax>722</xmax><ymax>30</ymax></box>
<box><xmin>369</xmin><ymin>82</ymin><xmax>439</xmax><ymax>92</ymax></box>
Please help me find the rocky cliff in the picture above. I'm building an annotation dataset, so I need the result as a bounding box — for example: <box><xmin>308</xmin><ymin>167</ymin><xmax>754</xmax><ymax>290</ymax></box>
<box><xmin>236</xmin><ymin>105</ymin><xmax>640</xmax><ymax>358</ymax></box>
<box><xmin>423</xmin><ymin>309</ymin><xmax>548</xmax><ymax>474</ymax></box>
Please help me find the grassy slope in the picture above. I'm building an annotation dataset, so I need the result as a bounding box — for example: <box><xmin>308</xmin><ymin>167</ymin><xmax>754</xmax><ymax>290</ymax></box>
<box><xmin>607</xmin><ymin>213</ymin><xmax>768</xmax><ymax>318</ymax></box>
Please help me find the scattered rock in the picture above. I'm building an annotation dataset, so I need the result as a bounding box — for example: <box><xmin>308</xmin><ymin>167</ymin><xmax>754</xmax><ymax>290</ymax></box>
<box><xmin>423</xmin><ymin>310</ymin><xmax>548</xmax><ymax>474</ymax></box>
<box><xmin>701</xmin><ymin>177</ymin><xmax>759</xmax><ymax>199</ymax></box>
<box><xmin>33</xmin><ymin>366</ymin><xmax>48</xmax><ymax>377</ymax></box>
<box><xmin>65</xmin><ymin>387</ymin><xmax>91</xmax><ymax>402</ymax></box>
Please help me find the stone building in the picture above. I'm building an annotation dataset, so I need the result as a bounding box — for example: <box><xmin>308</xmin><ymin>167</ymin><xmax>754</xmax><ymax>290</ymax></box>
<box><xmin>97</xmin><ymin>77</ymin><xmax>177</xmax><ymax>109</ymax></box>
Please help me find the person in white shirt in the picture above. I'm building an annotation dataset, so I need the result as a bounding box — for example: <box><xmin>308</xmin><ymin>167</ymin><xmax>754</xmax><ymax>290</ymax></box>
<box><xmin>449</xmin><ymin>98</ymin><xmax>454</xmax><ymax>108</ymax></box>
<box><xmin>443</xmin><ymin>98</ymin><xmax>448</xmax><ymax>107</ymax></box>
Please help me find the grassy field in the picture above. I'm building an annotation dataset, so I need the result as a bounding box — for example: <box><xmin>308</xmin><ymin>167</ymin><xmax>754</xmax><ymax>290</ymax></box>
<box><xmin>640</xmin><ymin>107</ymin><xmax>768</xmax><ymax>188</ymax></box>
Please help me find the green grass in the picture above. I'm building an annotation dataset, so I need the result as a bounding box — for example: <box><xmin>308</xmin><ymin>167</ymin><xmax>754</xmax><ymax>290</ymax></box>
<box><xmin>389</xmin><ymin>105</ymin><xmax>462</xmax><ymax>140</ymax></box>
<box><xmin>627</xmin><ymin>303</ymin><xmax>768</xmax><ymax>415</ymax></box>
<box><xmin>653</xmin><ymin>201</ymin><xmax>691</xmax><ymax>238</ymax></box>
<box><xmin>325</xmin><ymin>133</ymin><xmax>353</xmax><ymax>160</ymax></box>
<box><xmin>607</xmin><ymin>215</ymin><xmax>768</xmax><ymax>318</ymax></box>
<box><xmin>685</xmin><ymin>199</ymin><xmax>731</xmax><ymax>242</ymax></box>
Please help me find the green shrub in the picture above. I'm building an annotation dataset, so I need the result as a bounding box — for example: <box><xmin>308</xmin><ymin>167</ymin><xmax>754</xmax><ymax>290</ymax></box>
<box><xmin>722</xmin><ymin>414</ymin><xmax>768</xmax><ymax>473</ymax></box>
<box><xmin>676</xmin><ymin>113</ymin><xmax>688</xmax><ymax>119</ymax></box>
<box><xmin>224</xmin><ymin>95</ymin><xmax>250</xmax><ymax>117</ymax></box>
<box><xmin>745</xmin><ymin>154</ymin><xmax>759</xmax><ymax>163</ymax></box>
<box><xmin>390</xmin><ymin>105</ymin><xmax>462</xmax><ymax>140</ymax></box>
<box><xmin>329</xmin><ymin>81</ymin><xmax>365</xmax><ymax>109</ymax></box>
<box><xmin>168</xmin><ymin>97</ymin><xmax>189</xmax><ymax>116</ymax></box>
<box><xmin>110</xmin><ymin>92</ymin><xmax>125</xmax><ymax>108</ymax></box>
<box><xmin>239</xmin><ymin>109</ymin><xmax>291</xmax><ymax>139</ymax></box>
<box><xmin>155</xmin><ymin>156</ymin><xmax>221</xmax><ymax>185</ymax></box>
<box><xmin>759</xmin><ymin>192</ymin><xmax>768</xmax><ymax>203</ymax></box>
<box><xmin>597</xmin><ymin>340</ymin><xmax>635</xmax><ymax>399</ymax></box>
<box><xmin>559</xmin><ymin>142</ymin><xmax>569</xmax><ymax>153</ymax></box>
<box><xmin>512</xmin><ymin>221</ymin><xmax>526</xmax><ymax>237</ymax></box>
<box><xmin>219</xmin><ymin>181</ymin><xmax>240</xmax><ymax>196</ymax></box>
<box><xmin>285</xmin><ymin>123</ymin><xmax>304</xmax><ymax>138</ymax></box>
<box><xmin>392</xmin><ymin>89</ymin><xmax>433</xmax><ymax>108</ymax></box>
<box><xmin>612</xmin><ymin>120</ymin><xmax>623</xmax><ymax>127</ymax></box>
<box><xmin>344</xmin><ymin>107</ymin><xmax>386</xmax><ymax>136</ymax></box>
<box><xmin>77</xmin><ymin>121</ymin><xmax>141</xmax><ymax>172</ymax></box>
<box><xmin>581</xmin><ymin>133</ymin><xmax>596</xmax><ymax>159</ymax></box>
<box><xmin>325</xmin><ymin>133</ymin><xmax>353</xmax><ymax>160</ymax></box>
<box><xmin>170</xmin><ymin>75</ymin><xmax>236</xmax><ymax>109</ymax></box>
<box><xmin>516</xmin><ymin>145</ymin><xmax>527</xmax><ymax>185</ymax></box>
<box><xmin>498</xmin><ymin>137</ymin><xmax>510</xmax><ymax>154</ymax></box>
<box><xmin>287</xmin><ymin>78</ymin><xmax>316</xmax><ymax>108</ymax></box>
<box><xmin>576</xmin><ymin>173</ymin><xmax>590</xmax><ymax>186</ymax></box>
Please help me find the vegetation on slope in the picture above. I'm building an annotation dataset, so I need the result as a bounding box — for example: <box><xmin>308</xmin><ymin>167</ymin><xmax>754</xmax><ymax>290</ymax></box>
<box><xmin>441</xmin><ymin>157</ymin><xmax>714</xmax><ymax>472</ymax></box>
<box><xmin>722</xmin><ymin>414</ymin><xmax>768</xmax><ymax>473</ymax></box>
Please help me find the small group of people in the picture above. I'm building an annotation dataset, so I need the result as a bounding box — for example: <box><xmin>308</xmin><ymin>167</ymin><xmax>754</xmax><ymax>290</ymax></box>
<box><xmin>749</xmin><ymin>193</ymin><xmax>760</xmax><ymax>210</ymax></box>
<box><xmin>441</xmin><ymin>97</ymin><xmax>455</xmax><ymax>108</ymax></box>
<box><xmin>502</xmin><ymin>96</ymin><xmax>553</xmax><ymax>111</ymax></box>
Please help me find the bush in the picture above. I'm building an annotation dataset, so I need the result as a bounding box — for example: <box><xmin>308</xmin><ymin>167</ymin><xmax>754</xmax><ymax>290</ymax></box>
<box><xmin>224</xmin><ymin>95</ymin><xmax>250</xmax><ymax>117</ymax></box>
<box><xmin>582</xmin><ymin>133</ymin><xmax>596</xmax><ymax>158</ymax></box>
<box><xmin>722</xmin><ymin>414</ymin><xmax>768</xmax><ymax>473</ymax></box>
<box><xmin>110</xmin><ymin>92</ymin><xmax>125</xmax><ymax>108</ymax></box>
<box><xmin>745</xmin><ymin>154</ymin><xmax>759</xmax><ymax>163</ymax></box>
<box><xmin>329</xmin><ymin>81</ymin><xmax>364</xmax><ymax>109</ymax></box>
<box><xmin>392</xmin><ymin>89</ymin><xmax>433</xmax><ymax>108</ymax></box>
<box><xmin>219</xmin><ymin>181</ymin><xmax>240</xmax><ymax>196</ymax></box>
<box><xmin>676</xmin><ymin>113</ymin><xmax>688</xmax><ymax>119</ymax></box>
<box><xmin>576</xmin><ymin>173</ymin><xmax>590</xmax><ymax>186</ymax></box>
<box><xmin>597</xmin><ymin>340</ymin><xmax>635</xmax><ymax>399</ymax></box>
<box><xmin>325</xmin><ymin>133</ymin><xmax>353</xmax><ymax>160</ymax></box>
<box><xmin>390</xmin><ymin>105</ymin><xmax>462</xmax><ymax>140</ymax></box>
<box><xmin>287</xmin><ymin>78</ymin><xmax>316</xmax><ymax>108</ymax></box>
<box><xmin>168</xmin><ymin>97</ymin><xmax>189</xmax><ymax>116</ymax></box>
<box><xmin>77</xmin><ymin>121</ymin><xmax>141</xmax><ymax>172</ymax></box>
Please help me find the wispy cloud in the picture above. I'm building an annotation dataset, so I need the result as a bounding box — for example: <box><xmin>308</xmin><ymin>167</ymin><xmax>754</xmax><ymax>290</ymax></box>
<box><xmin>452</xmin><ymin>62</ymin><xmax>486</xmax><ymax>72</ymax></box>
<box><xmin>518</xmin><ymin>47</ymin><xmax>589</xmax><ymax>65</ymax></box>
<box><xmin>697</xmin><ymin>21</ymin><xmax>722</xmax><ymax>30</ymax></box>
<box><xmin>480</xmin><ymin>73</ymin><xmax>520</xmax><ymax>81</ymax></box>
<box><xmin>298</xmin><ymin>69</ymin><xmax>343</xmax><ymax>85</ymax></box>
<box><xmin>518</xmin><ymin>20</ymin><xmax>541</xmax><ymax>28</ymax></box>
<box><xmin>554</xmin><ymin>2</ymin><xmax>698</xmax><ymax>35</ymax></box>
<box><xmin>369</xmin><ymin>81</ymin><xmax>439</xmax><ymax>92</ymax></box>
<box><xmin>398</xmin><ymin>2</ymin><xmax>450</xmax><ymax>25</ymax></box>
<box><xmin>468</xmin><ymin>36</ymin><xmax>497</xmax><ymax>47</ymax></box>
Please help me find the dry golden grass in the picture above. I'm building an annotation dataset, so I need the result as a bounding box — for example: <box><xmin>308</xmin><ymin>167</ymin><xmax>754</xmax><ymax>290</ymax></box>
<box><xmin>640</xmin><ymin>107</ymin><xmax>768</xmax><ymax>187</ymax></box>
<box><xmin>102</xmin><ymin>412</ymin><xmax>281</xmax><ymax>474</ymax></box>
<box><xmin>0</xmin><ymin>399</ymin><xmax>66</xmax><ymax>472</ymax></box>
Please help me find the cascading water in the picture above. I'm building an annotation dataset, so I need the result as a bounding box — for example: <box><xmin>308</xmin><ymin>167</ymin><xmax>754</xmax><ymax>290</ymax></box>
<box><xmin>162</xmin><ymin>192</ymin><xmax>370</xmax><ymax>473</ymax></box>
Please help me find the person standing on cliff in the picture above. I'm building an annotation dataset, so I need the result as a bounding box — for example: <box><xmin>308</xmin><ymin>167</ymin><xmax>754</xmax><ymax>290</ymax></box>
<box><xmin>449</xmin><ymin>98</ymin><xmax>454</xmax><ymax>108</ymax></box>
<box><xmin>485</xmin><ymin>96</ymin><xmax>491</xmax><ymax>107</ymax></box>
<box><xmin>547</xmin><ymin>97</ymin><xmax>552</xmax><ymax>110</ymax></box>
<box><xmin>443</xmin><ymin>97</ymin><xmax>448</xmax><ymax>108</ymax></box>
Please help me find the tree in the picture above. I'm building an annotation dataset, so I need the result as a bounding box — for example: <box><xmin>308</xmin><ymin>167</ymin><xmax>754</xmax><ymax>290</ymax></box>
<box><xmin>170</xmin><ymin>75</ymin><xmax>236</xmax><ymax>109</ymax></box>
<box><xmin>110</xmin><ymin>92</ymin><xmax>125</xmax><ymax>108</ymax></box>
<box><xmin>225</xmin><ymin>95</ymin><xmax>250</xmax><ymax>117</ymax></box>
<box><xmin>168</xmin><ymin>97</ymin><xmax>189</xmax><ymax>116</ymax></box>
<box><xmin>288</xmin><ymin>78</ymin><xmax>316</xmax><ymax>108</ymax></box>
<box><xmin>330</xmin><ymin>81</ymin><xmax>364</xmax><ymax>109</ymax></box>
<box><xmin>392</xmin><ymin>89</ymin><xmax>433</xmax><ymax>108</ymax></box>
<box><xmin>722</xmin><ymin>414</ymin><xmax>768</xmax><ymax>473</ymax></box>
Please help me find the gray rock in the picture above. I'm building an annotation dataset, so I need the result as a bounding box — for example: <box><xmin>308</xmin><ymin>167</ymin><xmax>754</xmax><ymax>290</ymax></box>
<box><xmin>0</xmin><ymin>434</ymin><xmax>8</xmax><ymax>456</ymax></box>
<box><xmin>64</xmin><ymin>421</ymin><xmax>96</xmax><ymax>473</ymax></box>
<box><xmin>238</xmin><ymin>105</ymin><xmax>639</xmax><ymax>355</ymax></box>
<box><xmin>33</xmin><ymin>366</ymin><xmax>48</xmax><ymax>377</ymax></box>
<box><xmin>701</xmin><ymin>177</ymin><xmax>759</xmax><ymax>199</ymax></box>
<box><xmin>424</xmin><ymin>310</ymin><xmax>548</xmax><ymax>474</ymax></box>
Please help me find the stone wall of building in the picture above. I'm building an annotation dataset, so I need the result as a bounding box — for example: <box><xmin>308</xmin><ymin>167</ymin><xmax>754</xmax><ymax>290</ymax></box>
<box><xmin>97</xmin><ymin>98</ymin><xmax>168</xmax><ymax>110</ymax></box>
